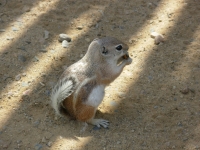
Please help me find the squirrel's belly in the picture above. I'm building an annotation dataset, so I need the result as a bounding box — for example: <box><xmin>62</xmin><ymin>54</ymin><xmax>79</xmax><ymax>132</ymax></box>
<box><xmin>85</xmin><ymin>85</ymin><xmax>105</xmax><ymax>108</ymax></box>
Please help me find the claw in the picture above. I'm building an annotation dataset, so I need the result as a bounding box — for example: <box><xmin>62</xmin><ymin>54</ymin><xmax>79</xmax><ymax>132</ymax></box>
<box><xmin>89</xmin><ymin>119</ymin><xmax>109</xmax><ymax>128</ymax></box>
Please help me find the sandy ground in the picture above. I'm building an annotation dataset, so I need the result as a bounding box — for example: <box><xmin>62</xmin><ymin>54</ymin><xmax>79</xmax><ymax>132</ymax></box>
<box><xmin>0</xmin><ymin>0</ymin><xmax>200</xmax><ymax>149</ymax></box>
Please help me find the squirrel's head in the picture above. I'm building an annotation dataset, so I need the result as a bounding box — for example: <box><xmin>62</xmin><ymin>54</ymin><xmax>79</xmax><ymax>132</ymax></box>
<box><xmin>86</xmin><ymin>37</ymin><xmax>131</xmax><ymax>66</ymax></box>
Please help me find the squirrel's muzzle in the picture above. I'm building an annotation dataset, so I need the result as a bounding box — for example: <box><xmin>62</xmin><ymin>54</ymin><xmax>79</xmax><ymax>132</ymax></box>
<box><xmin>123</xmin><ymin>53</ymin><xmax>129</xmax><ymax>60</ymax></box>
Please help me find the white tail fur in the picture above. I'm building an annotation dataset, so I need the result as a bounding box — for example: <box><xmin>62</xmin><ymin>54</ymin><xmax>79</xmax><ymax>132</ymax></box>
<box><xmin>50</xmin><ymin>77</ymin><xmax>76</xmax><ymax>116</ymax></box>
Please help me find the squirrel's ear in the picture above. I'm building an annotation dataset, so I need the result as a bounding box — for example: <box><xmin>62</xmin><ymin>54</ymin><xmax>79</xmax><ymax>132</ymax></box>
<box><xmin>101</xmin><ymin>46</ymin><xmax>108</xmax><ymax>55</ymax></box>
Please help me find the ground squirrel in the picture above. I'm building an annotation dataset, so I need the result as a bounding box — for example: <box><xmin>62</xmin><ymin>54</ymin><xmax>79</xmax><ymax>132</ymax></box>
<box><xmin>51</xmin><ymin>37</ymin><xmax>132</xmax><ymax>128</ymax></box>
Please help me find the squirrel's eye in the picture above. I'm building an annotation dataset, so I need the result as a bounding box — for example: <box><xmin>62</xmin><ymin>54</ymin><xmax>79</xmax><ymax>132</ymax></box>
<box><xmin>116</xmin><ymin>45</ymin><xmax>122</xmax><ymax>51</ymax></box>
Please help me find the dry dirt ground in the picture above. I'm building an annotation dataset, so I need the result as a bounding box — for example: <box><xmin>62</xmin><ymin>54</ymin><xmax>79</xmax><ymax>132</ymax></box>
<box><xmin>0</xmin><ymin>0</ymin><xmax>200</xmax><ymax>149</ymax></box>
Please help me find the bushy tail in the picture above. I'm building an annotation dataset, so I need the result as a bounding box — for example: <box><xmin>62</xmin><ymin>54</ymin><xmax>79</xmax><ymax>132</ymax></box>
<box><xmin>50</xmin><ymin>77</ymin><xmax>77</xmax><ymax>116</ymax></box>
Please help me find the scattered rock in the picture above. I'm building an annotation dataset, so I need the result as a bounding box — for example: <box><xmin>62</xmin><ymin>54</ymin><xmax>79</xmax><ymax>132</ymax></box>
<box><xmin>18</xmin><ymin>55</ymin><xmax>26</xmax><ymax>62</ymax></box>
<box><xmin>21</xmin><ymin>82</ymin><xmax>29</xmax><ymax>87</ymax></box>
<box><xmin>39</xmin><ymin>49</ymin><xmax>47</xmax><ymax>52</ymax></box>
<box><xmin>189</xmin><ymin>88</ymin><xmax>195</xmax><ymax>93</ymax></box>
<box><xmin>58</xmin><ymin>34</ymin><xmax>71</xmax><ymax>42</ymax></box>
<box><xmin>150</xmin><ymin>32</ymin><xmax>165</xmax><ymax>45</ymax></box>
<box><xmin>32</xmin><ymin>56</ymin><xmax>39</xmax><ymax>62</ymax></box>
<box><xmin>39</xmin><ymin>82</ymin><xmax>45</xmax><ymax>86</ymax></box>
<box><xmin>85</xmin><ymin>38</ymin><xmax>90</xmax><ymax>42</ymax></box>
<box><xmin>50</xmin><ymin>50</ymin><xmax>55</xmax><ymax>53</ymax></box>
<box><xmin>76</xmin><ymin>26</ymin><xmax>83</xmax><ymax>30</ymax></box>
<box><xmin>129</xmin><ymin>39</ymin><xmax>133</xmax><ymax>44</ymax></box>
<box><xmin>0</xmin><ymin>29</ymin><xmax>5</xmax><ymax>32</ymax></box>
<box><xmin>12</xmin><ymin>27</ymin><xmax>19</xmax><ymax>31</ymax></box>
<box><xmin>41</xmin><ymin>137</ymin><xmax>46</xmax><ymax>143</ymax></box>
<box><xmin>44</xmin><ymin>132</ymin><xmax>53</xmax><ymax>140</ymax></box>
<box><xmin>177</xmin><ymin>122</ymin><xmax>183</xmax><ymax>127</ymax></box>
<box><xmin>33</xmin><ymin>120</ymin><xmax>40</xmax><ymax>127</ymax></box>
<box><xmin>44</xmin><ymin>30</ymin><xmax>49</xmax><ymax>39</ymax></box>
<box><xmin>110</xmin><ymin>101</ymin><xmax>117</xmax><ymax>107</ymax></box>
<box><xmin>180</xmin><ymin>87</ymin><xmax>189</xmax><ymax>94</ymax></box>
<box><xmin>117</xmin><ymin>141</ymin><xmax>121</xmax><ymax>144</ymax></box>
<box><xmin>23</xmin><ymin>89</ymin><xmax>31</xmax><ymax>96</ymax></box>
<box><xmin>154</xmin><ymin>35</ymin><xmax>164</xmax><ymax>45</ymax></box>
<box><xmin>47</xmin><ymin>141</ymin><xmax>52</xmax><ymax>147</ymax></box>
<box><xmin>2</xmin><ymin>140</ymin><xmax>11</xmax><ymax>149</ymax></box>
<box><xmin>22</xmin><ymin>6</ymin><xmax>31</xmax><ymax>12</ymax></box>
<box><xmin>6</xmin><ymin>37</ymin><xmax>14</xmax><ymax>40</ymax></box>
<box><xmin>7</xmin><ymin>91</ymin><xmax>14</xmax><ymax>97</ymax></box>
<box><xmin>15</xmin><ymin>74</ymin><xmax>21</xmax><ymax>81</ymax></box>
<box><xmin>154</xmin><ymin>106</ymin><xmax>158</xmax><ymax>109</ymax></box>
<box><xmin>25</xmin><ymin>41</ymin><xmax>31</xmax><ymax>44</ymax></box>
<box><xmin>35</xmin><ymin>143</ymin><xmax>43</xmax><ymax>150</ymax></box>
<box><xmin>150</xmin><ymin>32</ymin><xmax>159</xmax><ymax>38</ymax></box>
<box><xmin>62</xmin><ymin>40</ymin><xmax>69</xmax><ymax>48</ymax></box>
<box><xmin>17</xmin><ymin>47</ymin><xmax>26</xmax><ymax>51</ymax></box>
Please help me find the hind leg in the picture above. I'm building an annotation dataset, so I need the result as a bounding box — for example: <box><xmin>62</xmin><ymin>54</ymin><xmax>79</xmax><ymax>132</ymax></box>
<box><xmin>75</xmin><ymin>104</ymin><xmax>109</xmax><ymax>128</ymax></box>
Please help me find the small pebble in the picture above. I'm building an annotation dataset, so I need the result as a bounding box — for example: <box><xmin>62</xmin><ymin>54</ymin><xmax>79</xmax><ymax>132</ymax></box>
<box><xmin>110</xmin><ymin>101</ymin><xmax>117</xmax><ymax>107</ymax></box>
<box><xmin>150</xmin><ymin>32</ymin><xmax>164</xmax><ymax>45</ymax></box>
<box><xmin>47</xmin><ymin>141</ymin><xmax>52</xmax><ymax>147</ymax></box>
<box><xmin>129</xmin><ymin>39</ymin><xmax>133</xmax><ymax>44</ymax></box>
<box><xmin>155</xmin><ymin>35</ymin><xmax>165</xmax><ymax>45</ymax></box>
<box><xmin>6</xmin><ymin>37</ymin><xmax>14</xmax><ymax>40</ymax></box>
<box><xmin>150</xmin><ymin>32</ymin><xmax>160</xmax><ymax>38</ymax></box>
<box><xmin>15</xmin><ymin>74</ymin><xmax>21</xmax><ymax>81</ymax></box>
<box><xmin>0</xmin><ymin>29</ymin><xmax>5</xmax><ymax>32</ymax></box>
<box><xmin>25</xmin><ymin>41</ymin><xmax>31</xmax><ymax>44</ymax></box>
<box><xmin>17</xmin><ymin>140</ymin><xmax>22</xmax><ymax>144</ymax></box>
<box><xmin>77</xmin><ymin>26</ymin><xmax>83</xmax><ymax>30</ymax></box>
<box><xmin>62</xmin><ymin>40</ymin><xmax>69</xmax><ymax>48</ymax></box>
<box><xmin>44</xmin><ymin>132</ymin><xmax>53</xmax><ymax>140</ymax></box>
<box><xmin>22</xmin><ymin>6</ymin><xmax>31</xmax><ymax>12</ymax></box>
<box><xmin>33</xmin><ymin>120</ymin><xmax>40</xmax><ymax>127</ymax></box>
<box><xmin>21</xmin><ymin>82</ymin><xmax>29</xmax><ymax>87</ymax></box>
<box><xmin>7</xmin><ymin>91</ymin><xmax>14</xmax><ymax>97</ymax></box>
<box><xmin>40</xmin><ymin>82</ymin><xmax>45</xmax><ymax>86</ymax></box>
<box><xmin>180</xmin><ymin>87</ymin><xmax>189</xmax><ymax>94</ymax></box>
<box><xmin>23</xmin><ymin>89</ymin><xmax>31</xmax><ymax>96</ymax></box>
<box><xmin>12</xmin><ymin>27</ymin><xmax>19</xmax><ymax>31</ymax></box>
<box><xmin>50</xmin><ymin>50</ymin><xmax>55</xmax><ymax>53</ymax></box>
<box><xmin>154</xmin><ymin>106</ymin><xmax>158</xmax><ymax>109</ymax></box>
<box><xmin>32</xmin><ymin>56</ymin><xmax>39</xmax><ymax>62</ymax></box>
<box><xmin>85</xmin><ymin>38</ymin><xmax>90</xmax><ymax>42</ymax></box>
<box><xmin>58</xmin><ymin>34</ymin><xmax>71</xmax><ymax>42</ymax></box>
<box><xmin>44</xmin><ymin>30</ymin><xmax>49</xmax><ymax>39</ymax></box>
<box><xmin>35</xmin><ymin>144</ymin><xmax>43</xmax><ymax>150</ymax></box>
<box><xmin>22</xmin><ymin>73</ymin><xmax>26</xmax><ymax>76</ymax></box>
<box><xmin>18</xmin><ymin>55</ymin><xmax>26</xmax><ymax>62</ymax></box>
<box><xmin>17</xmin><ymin>47</ymin><xmax>26</xmax><ymax>51</ymax></box>
<box><xmin>117</xmin><ymin>141</ymin><xmax>121</xmax><ymax>144</ymax></box>
<box><xmin>41</xmin><ymin>137</ymin><xmax>46</xmax><ymax>143</ymax></box>
<box><xmin>39</xmin><ymin>49</ymin><xmax>47</xmax><ymax>52</ymax></box>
